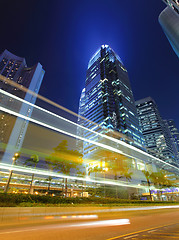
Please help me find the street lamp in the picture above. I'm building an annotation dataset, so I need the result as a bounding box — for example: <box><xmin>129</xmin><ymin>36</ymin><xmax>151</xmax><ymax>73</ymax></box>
<box><xmin>4</xmin><ymin>152</ymin><xmax>20</xmax><ymax>193</ymax></box>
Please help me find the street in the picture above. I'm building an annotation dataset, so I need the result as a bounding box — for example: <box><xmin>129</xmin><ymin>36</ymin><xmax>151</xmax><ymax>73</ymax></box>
<box><xmin>107</xmin><ymin>223</ymin><xmax>179</xmax><ymax>239</ymax></box>
<box><xmin>0</xmin><ymin>206</ymin><xmax>178</xmax><ymax>240</ymax></box>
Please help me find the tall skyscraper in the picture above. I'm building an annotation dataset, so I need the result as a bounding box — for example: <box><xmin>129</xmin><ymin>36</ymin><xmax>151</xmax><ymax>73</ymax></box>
<box><xmin>135</xmin><ymin>97</ymin><xmax>176</xmax><ymax>164</ymax></box>
<box><xmin>159</xmin><ymin>1</ymin><xmax>179</xmax><ymax>57</ymax></box>
<box><xmin>0</xmin><ymin>49</ymin><xmax>44</xmax><ymax>163</ymax></box>
<box><xmin>163</xmin><ymin>119</ymin><xmax>179</xmax><ymax>163</ymax></box>
<box><xmin>162</xmin><ymin>0</ymin><xmax>179</xmax><ymax>13</ymax></box>
<box><xmin>76</xmin><ymin>88</ymin><xmax>86</xmax><ymax>153</ymax></box>
<box><xmin>78</xmin><ymin>45</ymin><xmax>144</xmax><ymax>157</ymax></box>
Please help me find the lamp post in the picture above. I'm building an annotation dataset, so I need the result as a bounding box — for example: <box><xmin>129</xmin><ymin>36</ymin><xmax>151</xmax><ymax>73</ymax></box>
<box><xmin>4</xmin><ymin>152</ymin><xmax>20</xmax><ymax>193</ymax></box>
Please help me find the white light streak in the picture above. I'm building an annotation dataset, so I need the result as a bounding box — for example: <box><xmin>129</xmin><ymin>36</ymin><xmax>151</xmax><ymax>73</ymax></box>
<box><xmin>1</xmin><ymin>89</ymin><xmax>179</xmax><ymax>174</ymax></box>
<box><xmin>0</xmin><ymin>162</ymin><xmax>147</xmax><ymax>189</ymax></box>
<box><xmin>70</xmin><ymin>218</ymin><xmax>130</xmax><ymax>228</ymax></box>
<box><xmin>0</xmin><ymin>219</ymin><xmax>130</xmax><ymax>235</ymax></box>
<box><xmin>0</xmin><ymin>89</ymin><xmax>179</xmax><ymax>173</ymax></box>
<box><xmin>0</xmin><ymin>106</ymin><xmax>123</xmax><ymax>156</ymax></box>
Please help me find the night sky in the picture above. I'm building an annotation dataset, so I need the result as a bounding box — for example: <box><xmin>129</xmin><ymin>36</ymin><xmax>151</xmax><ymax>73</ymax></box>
<box><xmin>0</xmin><ymin>0</ymin><xmax>179</xmax><ymax>127</ymax></box>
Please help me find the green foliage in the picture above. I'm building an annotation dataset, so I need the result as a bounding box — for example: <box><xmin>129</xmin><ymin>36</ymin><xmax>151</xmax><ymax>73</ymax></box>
<box><xmin>87</xmin><ymin>186</ymin><xmax>129</xmax><ymax>199</ymax></box>
<box><xmin>142</xmin><ymin>169</ymin><xmax>177</xmax><ymax>189</ymax></box>
<box><xmin>25</xmin><ymin>155</ymin><xmax>39</xmax><ymax>167</ymax></box>
<box><xmin>45</xmin><ymin>140</ymin><xmax>83</xmax><ymax>175</ymax></box>
<box><xmin>150</xmin><ymin>170</ymin><xmax>176</xmax><ymax>188</ymax></box>
<box><xmin>88</xmin><ymin>166</ymin><xmax>102</xmax><ymax>176</ymax></box>
<box><xmin>88</xmin><ymin>149</ymin><xmax>133</xmax><ymax>181</ymax></box>
<box><xmin>45</xmin><ymin>140</ymin><xmax>84</xmax><ymax>197</ymax></box>
<box><xmin>0</xmin><ymin>193</ymin><xmax>178</xmax><ymax>207</ymax></box>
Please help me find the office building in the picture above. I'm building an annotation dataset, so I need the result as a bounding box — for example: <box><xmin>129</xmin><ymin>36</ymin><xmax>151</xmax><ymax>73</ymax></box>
<box><xmin>78</xmin><ymin>45</ymin><xmax>145</xmax><ymax>157</ymax></box>
<box><xmin>77</xmin><ymin>88</ymin><xmax>86</xmax><ymax>153</ymax></box>
<box><xmin>159</xmin><ymin>1</ymin><xmax>179</xmax><ymax>57</ymax></box>
<box><xmin>163</xmin><ymin>119</ymin><xmax>179</xmax><ymax>163</ymax></box>
<box><xmin>0</xmin><ymin>49</ymin><xmax>44</xmax><ymax>163</ymax></box>
<box><xmin>162</xmin><ymin>0</ymin><xmax>179</xmax><ymax>13</ymax></box>
<box><xmin>135</xmin><ymin>97</ymin><xmax>176</xmax><ymax>164</ymax></box>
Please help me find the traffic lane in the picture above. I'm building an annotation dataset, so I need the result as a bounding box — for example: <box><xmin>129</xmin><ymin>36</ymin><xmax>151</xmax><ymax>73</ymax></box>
<box><xmin>1</xmin><ymin>206</ymin><xmax>178</xmax><ymax>230</ymax></box>
<box><xmin>105</xmin><ymin>209</ymin><xmax>179</xmax><ymax>240</ymax></box>
<box><xmin>106</xmin><ymin>222</ymin><xmax>179</xmax><ymax>239</ymax></box>
<box><xmin>0</xmin><ymin>208</ymin><xmax>178</xmax><ymax>240</ymax></box>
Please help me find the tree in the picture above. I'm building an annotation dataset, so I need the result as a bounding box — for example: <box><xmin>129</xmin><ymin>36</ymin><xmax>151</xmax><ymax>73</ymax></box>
<box><xmin>46</xmin><ymin>176</ymin><xmax>52</xmax><ymax>194</ymax></box>
<box><xmin>149</xmin><ymin>170</ymin><xmax>177</xmax><ymax>201</ymax></box>
<box><xmin>76</xmin><ymin>168</ymin><xmax>86</xmax><ymax>197</ymax></box>
<box><xmin>94</xmin><ymin>149</ymin><xmax>132</xmax><ymax>181</ymax></box>
<box><xmin>142</xmin><ymin>169</ymin><xmax>177</xmax><ymax>201</ymax></box>
<box><xmin>46</xmin><ymin>140</ymin><xmax>83</xmax><ymax>197</ymax></box>
<box><xmin>118</xmin><ymin>168</ymin><xmax>132</xmax><ymax>181</ymax></box>
<box><xmin>150</xmin><ymin>170</ymin><xmax>174</xmax><ymax>188</ymax></box>
<box><xmin>25</xmin><ymin>155</ymin><xmax>39</xmax><ymax>194</ymax></box>
<box><xmin>88</xmin><ymin>149</ymin><xmax>133</xmax><ymax>198</ymax></box>
<box><xmin>142</xmin><ymin>170</ymin><xmax>153</xmax><ymax>201</ymax></box>
<box><xmin>111</xmin><ymin>155</ymin><xmax>132</xmax><ymax>198</ymax></box>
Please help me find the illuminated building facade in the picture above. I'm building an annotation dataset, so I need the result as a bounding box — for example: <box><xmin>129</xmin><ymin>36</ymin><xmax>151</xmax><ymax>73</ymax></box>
<box><xmin>159</xmin><ymin>1</ymin><xmax>179</xmax><ymax>58</ymax></box>
<box><xmin>162</xmin><ymin>0</ymin><xmax>179</xmax><ymax>13</ymax></box>
<box><xmin>135</xmin><ymin>97</ymin><xmax>176</xmax><ymax>164</ymax></box>
<box><xmin>163</xmin><ymin>119</ymin><xmax>179</xmax><ymax>163</ymax></box>
<box><xmin>77</xmin><ymin>88</ymin><xmax>86</xmax><ymax>153</ymax></box>
<box><xmin>0</xmin><ymin>49</ymin><xmax>44</xmax><ymax>163</ymax></box>
<box><xmin>78</xmin><ymin>45</ymin><xmax>144</xmax><ymax>156</ymax></box>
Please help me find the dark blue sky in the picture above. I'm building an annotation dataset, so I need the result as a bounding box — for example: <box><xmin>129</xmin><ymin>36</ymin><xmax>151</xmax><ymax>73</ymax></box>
<box><xmin>0</xmin><ymin>0</ymin><xmax>179</xmax><ymax>127</ymax></box>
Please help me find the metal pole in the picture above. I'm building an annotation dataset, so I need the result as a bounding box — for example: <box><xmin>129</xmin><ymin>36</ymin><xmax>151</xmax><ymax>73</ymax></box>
<box><xmin>4</xmin><ymin>170</ymin><xmax>13</xmax><ymax>193</ymax></box>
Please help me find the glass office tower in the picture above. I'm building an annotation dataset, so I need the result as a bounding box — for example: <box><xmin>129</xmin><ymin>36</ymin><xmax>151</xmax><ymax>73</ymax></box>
<box><xmin>135</xmin><ymin>97</ymin><xmax>176</xmax><ymax>164</ymax></box>
<box><xmin>159</xmin><ymin>1</ymin><xmax>179</xmax><ymax>58</ymax></box>
<box><xmin>162</xmin><ymin>0</ymin><xmax>179</xmax><ymax>13</ymax></box>
<box><xmin>78</xmin><ymin>45</ymin><xmax>144</xmax><ymax>156</ymax></box>
<box><xmin>163</xmin><ymin>119</ymin><xmax>179</xmax><ymax>163</ymax></box>
<box><xmin>0</xmin><ymin>49</ymin><xmax>44</xmax><ymax>163</ymax></box>
<box><xmin>76</xmin><ymin>88</ymin><xmax>86</xmax><ymax>153</ymax></box>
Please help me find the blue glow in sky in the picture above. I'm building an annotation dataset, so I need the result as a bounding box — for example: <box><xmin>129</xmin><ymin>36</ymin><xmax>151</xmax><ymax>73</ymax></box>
<box><xmin>0</xmin><ymin>0</ymin><xmax>178</xmax><ymax>127</ymax></box>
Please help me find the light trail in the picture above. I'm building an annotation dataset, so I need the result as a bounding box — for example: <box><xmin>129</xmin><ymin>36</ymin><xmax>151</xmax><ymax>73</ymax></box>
<box><xmin>70</xmin><ymin>219</ymin><xmax>130</xmax><ymax>228</ymax></box>
<box><xmin>0</xmin><ymin>76</ymin><xmax>178</xmax><ymax>171</ymax></box>
<box><xmin>0</xmin><ymin>219</ymin><xmax>130</xmax><ymax>235</ymax></box>
<box><xmin>44</xmin><ymin>214</ymin><xmax>98</xmax><ymax>220</ymax></box>
<box><xmin>0</xmin><ymin>105</ymin><xmax>123</xmax><ymax>156</ymax></box>
<box><xmin>4</xmin><ymin>205</ymin><xmax>179</xmax><ymax>218</ymax></box>
<box><xmin>0</xmin><ymin>162</ymin><xmax>147</xmax><ymax>189</ymax></box>
<box><xmin>1</xmin><ymin>89</ymin><xmax>179</xmax><ymax>173</ymax></box>
<box><xmin>0</xmin><ymin>89</ymin><xmax>131</xmax><ymax>150</ymax></box>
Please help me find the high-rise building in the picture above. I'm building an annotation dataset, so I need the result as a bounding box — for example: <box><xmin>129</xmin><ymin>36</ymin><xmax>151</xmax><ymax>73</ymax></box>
<box><xmin>0</xmin><ymin>49</ymin><xmax>44</xmax><ymax>163</ymax></box>
<box><xmin>78</xmin><ymin>45</ymin><xmax>144</xmax><ymax>157</ymax></box>
<box><xmin>135</xmin><ymin>97</ymin><xmax>176</xmax><ymax>164</ymax></box>
<box><xmin>163</xmin><ymin>119</ymin><xmax>179</xmax><ymax>163</ymax></box>
<box><xmin>162</xmin><ymin>0</ymin><xmax>179</xmax><ymax>13</ymax></box>
<box><xmin>159</xmin><ymin>1</ymin><xmax>179</xmax><ymax>57</ymax></box>
<box><xmin>76</xmin><ymin>88</ymin><xmax>86</xmax><ymax>153</ymax></box>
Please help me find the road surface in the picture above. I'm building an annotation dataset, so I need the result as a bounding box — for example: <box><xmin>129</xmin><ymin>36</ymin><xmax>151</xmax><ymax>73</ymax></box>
<box><xmin>0</xmin><ymin>206</ymin><xmax>178</xmax><ymax>240</ymax></box>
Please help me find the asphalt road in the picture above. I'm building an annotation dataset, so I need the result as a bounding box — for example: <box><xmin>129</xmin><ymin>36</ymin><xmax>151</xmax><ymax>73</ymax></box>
<box><xmin>0</xmin><ymin>207</ymin><xmax>179</xmax><ymax>240</ymax></box>
<box><xmin>106</xmin><ymin>223</ymin><xmax>179</xmax><ymax>239</ymax></box>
